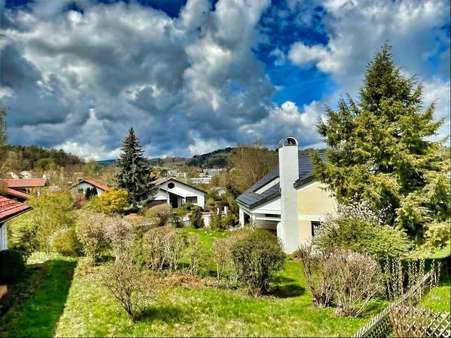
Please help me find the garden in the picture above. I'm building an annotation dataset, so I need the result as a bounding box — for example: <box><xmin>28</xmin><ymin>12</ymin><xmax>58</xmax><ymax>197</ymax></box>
<box><xmin>0</xmin><ymin>188</ymin><xmax>449</xmax><ymax>337</ymax></box>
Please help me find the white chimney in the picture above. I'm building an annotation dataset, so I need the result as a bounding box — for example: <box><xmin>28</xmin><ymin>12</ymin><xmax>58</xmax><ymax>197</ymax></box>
<box><xmin>277</xmin><ymin>137</ymin><xmax>299</xmax><ymax>253</ymax></box>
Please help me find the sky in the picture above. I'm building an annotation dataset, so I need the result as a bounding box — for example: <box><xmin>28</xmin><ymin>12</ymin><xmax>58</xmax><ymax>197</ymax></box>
<box><xmin>1</xmin><ymin>0</ymin><xmax>449</xmax><ymax>160</ymax></box>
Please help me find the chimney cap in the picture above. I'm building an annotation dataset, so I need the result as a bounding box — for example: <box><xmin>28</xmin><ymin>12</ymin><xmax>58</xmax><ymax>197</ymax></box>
<box><xmin>278</xmin><ymin>137</ymin><xmax>298</xmax><ymax>148</ymax></box>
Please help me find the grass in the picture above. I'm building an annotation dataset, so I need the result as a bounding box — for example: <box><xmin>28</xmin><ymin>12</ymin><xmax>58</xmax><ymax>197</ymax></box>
<box><xmin>419</xmin><ymin>273</ymin><xmax>451</xmax><ymax>313</ymax></box>
<box><xmin>1</xmin><ymin>228</ymin><xmax>385</xmax><ymax>337</ymax></box>
<box><xmin>0</xmin><ymin>253</ymin><xmax>76</xmax><ymax>337</ymax></box>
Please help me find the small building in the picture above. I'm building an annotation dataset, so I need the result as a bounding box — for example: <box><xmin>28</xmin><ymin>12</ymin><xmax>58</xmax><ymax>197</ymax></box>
<box><xmin>0</xmin><ymin>195</ymin><xmax>30</xmax><ymax>251</ymax></box>
<box><xmin>236</xmin><ymin>137</ymin><xmax>337</xmax><ymax>253</ymax></box>
<box><xmin>72</xmin><ymin>178</ymin><xmax>110</xmax><ymax>198</ymax></box>
<box><xmin>152</xmin><ymin>177</ymin><xmax>206</xmax><ymax>209</ymax></box>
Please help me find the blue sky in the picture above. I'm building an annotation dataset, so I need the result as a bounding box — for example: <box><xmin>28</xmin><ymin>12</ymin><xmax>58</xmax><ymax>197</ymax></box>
<box><xmin>1</xmin><ymin>0</ymin><xmax>450</xmax><ymax>159</ymax></box>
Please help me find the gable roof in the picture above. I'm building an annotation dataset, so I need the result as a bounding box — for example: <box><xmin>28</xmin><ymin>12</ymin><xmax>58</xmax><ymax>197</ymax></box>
<box><xmin>3</xmin><ymin>188</ymin><xmax>31</xmax><ymax>200</ymax></box>
<box><xmin>0</xmin><ymin>178</ymin><xmax>48</xmax><ymax>188</ymax></box>
<box><xmin>0</xmin><ymin>195</ymin><xmax>30</xmax><ymax>222</ymax></box>
<box><xmin>75</xmin><ymin>178</ymin><xmax>110</xmax><ymax>191</ymax></box>
<box><xmin>236</xmin><ymin>152</ymin><xmax>324</xmax><ymax>210</ymax></box>
<box><xmin>152</xmin><ymin>177</ymin><xmax>206</xmax><ymax>194</ymax></box>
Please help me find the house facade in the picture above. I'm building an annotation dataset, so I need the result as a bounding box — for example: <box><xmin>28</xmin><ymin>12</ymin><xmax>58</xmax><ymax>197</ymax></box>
<box><xmin>0</xmin><ymin>196</ymin><xmax>31</xmax><ymax>251</ymax></box>
<box><xmin>72</xmin><ymin>178</ymin><xmax>110</xmax><ymax>197</ymax></box>
<box><xmin>152</xmin><ymin>177</ymin><xmax>206</xmax><ymax>209</ymax></box>
<box><xmin>0</xmin><ymin>178</ymin><xmax>48</xmax><ymax>201</ymax></box>
<box><xmin>237</xmin><ymin>137</ymin><xmax>337</xmax><ymax>253</ymax></box>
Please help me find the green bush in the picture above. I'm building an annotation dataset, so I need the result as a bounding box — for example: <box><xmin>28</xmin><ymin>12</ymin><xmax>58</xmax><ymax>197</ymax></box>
<box><xmin>315</xmin><ymin>212</ymin><xmax>410</xmax><ymax>261</ymax></box>
<box><xmin>229</xmin><ymin>229</ymin><xmax>285</xmax><ymax>296</ymax></box>
<box><xmin>0</xmin><ymin>249</ymin><xmax>25</xmax><ymax>284</ymax></box>
<box><xmin>189</xmin><ymin>207</ymin><xmax>204</xmax><ymax>229</ymax></box>
<box><xmin>49</xmin><ymin>227</ymin><xmax>80</xmax><ymax>256</ymax></box>
<box><xmin>423</xmin><ymin>222</ymin><xmax>450</xmax><ymax>249</ymax></box>
<box><xmin>85</xmin><ymin>189</ymin><xmax>129</xmax><ymax>215</ymax></box>
<box><xmin>8</xmin><ymin>191</ymin><xmax>76</xmax><ymax>255</ymax></box>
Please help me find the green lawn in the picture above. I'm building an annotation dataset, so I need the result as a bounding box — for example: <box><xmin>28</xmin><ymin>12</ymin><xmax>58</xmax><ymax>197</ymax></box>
<box><xmin>1</xmin><ymin>229</ymin><xmax>384</xmax><ymax>337</ymax></box>
<box><xmin>419</xmin><ymin>273</ymin><xmax>451</xmax><ymax>313</ymax></box>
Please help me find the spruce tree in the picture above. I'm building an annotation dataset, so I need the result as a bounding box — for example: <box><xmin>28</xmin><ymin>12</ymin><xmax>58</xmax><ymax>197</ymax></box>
<box><xmin>115</xmin><ymin>128</ymin><xmax>157</xmax><ymax>210</ymax></box>
<box><xmin>314</xmin><ymin>45</ymin><xmax>449</xmax><ymax>240</ymax></box>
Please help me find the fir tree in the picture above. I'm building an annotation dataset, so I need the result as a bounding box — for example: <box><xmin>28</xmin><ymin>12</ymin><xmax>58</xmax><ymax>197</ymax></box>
<box><xmin>314</xmin><ymin>45</ymin><xmax>449</xmax><ymax>240</ymax></box>
<box><xmin>115</xmin><ymin>128</ymin><xmax>157</xmax><ymax>210</ymax></box>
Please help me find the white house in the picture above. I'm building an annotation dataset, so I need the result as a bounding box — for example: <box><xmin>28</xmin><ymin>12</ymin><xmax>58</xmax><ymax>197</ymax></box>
<box><xmin>0</xmin><ymin>195</ymin><xmax>30</xmax><ymax>251</ymax></box>
<box><xmin>152</xmin><ymin>177</ymin><xmax>206</xmax><ymax>209</ymax></box>
<box><xmin>72</xmin><ymin>178</ymin><xmax>110</xmax><ymax>197</ymax></box>
<box><xmin>236</xmin><ymin>137</ymin><xmax>337</xmax><ymax>253</ymax></box>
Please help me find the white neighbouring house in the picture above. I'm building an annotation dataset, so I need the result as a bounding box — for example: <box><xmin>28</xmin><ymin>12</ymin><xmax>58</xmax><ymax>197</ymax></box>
<box><xmin>236</xmin><ymin>137</ymin><xmax>338</xmax><ymax>253</ymax></box>
<box><xmin>71</xmin><ymin>178</ymin><xmax>110</xmax><ymax>197</ymax></box>
<box><xmin>152</xmin><ymin>177</ymin><xmax>206</xmax><ymax>209</ymax></box>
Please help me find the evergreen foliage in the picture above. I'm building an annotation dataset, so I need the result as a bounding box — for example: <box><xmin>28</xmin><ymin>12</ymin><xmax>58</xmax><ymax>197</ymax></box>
<box><xmin>314</xmin><ymin>45</ymin><xmax>450</xmax><ymax>239</ymax></box>
<box><xmin>115</xmin><ymin>128</ymin><xmax>157</xmax><ymax>210</ymax></box>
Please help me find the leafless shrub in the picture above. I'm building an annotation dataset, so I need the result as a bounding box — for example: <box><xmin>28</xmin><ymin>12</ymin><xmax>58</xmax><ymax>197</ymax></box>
<box><xmin>142</xmin><ymin>226</ymin><xmax>186</xmax><ymax>271</ymax></box>
<box><xmin>144</xmin><ymin>204</ymin><xmax>173</xmax><ymax>228</ymax></box>
<box><xmin>104</xmin><ymin>217</ymin><xmax>136</xmax><ymax>260</ymax></box>
<box><xmin>297</xmin><ymin>246</ymin><xmax>334</xmax><ymax>307</ymax></box>
<box><xmin>100</xmin><ymin>256</ymin><xmax>151</xmax><ymax>322</ymax></box>
<box><xmin>185</xmin><ymin>235</ymin><xmax>202</xmax><ymax>275</ymax></box>
<box><xmin>329</xmin><ymin>251</ymin><xmax>384</xmax><ymax>317</ymax></box>
<box><xmin>212</xmin><ymin>237</ymin><xmax>233</xmax><ymax>284</ymax></box>
<box><xmin>76</xmin><ymin>212</ymin><xmax>111</xmax><ymax>263</ymax></box>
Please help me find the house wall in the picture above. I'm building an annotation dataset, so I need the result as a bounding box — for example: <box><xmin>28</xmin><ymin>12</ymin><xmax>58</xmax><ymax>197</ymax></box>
<box><xmin>158</xmin><ymin>180</ymin><xmax>205</xmax><ymax>208</ymax></box>
<box><xmin>0</xmin><ymin>223</ymin><xmax>7</xmax><ymax>251</ymax></box>
<box><xmin>296</xmin><ymin>181</ymin><xmax>337</xmax><ymax>245</ymax></box>
<box><xmin>73</xmin><ymin>182</ymin><xmax>105</xmax><ymax>196</ymax></box>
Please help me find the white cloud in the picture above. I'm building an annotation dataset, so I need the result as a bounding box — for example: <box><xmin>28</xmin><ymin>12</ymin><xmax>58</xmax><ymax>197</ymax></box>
<box><xmin>288</xmin><ymin>0</ymin><xmax>450</xmax><ymax>92</ymax></box>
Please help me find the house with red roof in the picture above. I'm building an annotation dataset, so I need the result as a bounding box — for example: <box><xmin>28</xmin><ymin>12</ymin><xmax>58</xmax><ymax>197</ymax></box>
<box><xmin>72</xmin><ymin>178</ymin><xmax>110</xmax><ymax>199</ymax></box>
<box><xmin>0</xmin><ymin>196</ymin><xmax>31</xmax><ymax>251</ymax></box>
<box><xmin>0</xmin><ymin>178</ymin><xmax>48</xmax><ymax>201</ymax></box>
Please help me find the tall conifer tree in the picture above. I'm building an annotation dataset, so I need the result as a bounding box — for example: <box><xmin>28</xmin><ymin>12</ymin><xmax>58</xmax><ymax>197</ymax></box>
<box><xmin>0</xmin><ymin>107</ymin><xmax>7</xmax><ymax>146</ymax></box>
<box><xmin>116</xmin><ymin>128</ymin><xmax>157</xmax><ymax>210</ymax></box>
<box><xmin>314</xmin><ymin>45</ymin><xmax>449</xmax><ymax>239</ymax></box>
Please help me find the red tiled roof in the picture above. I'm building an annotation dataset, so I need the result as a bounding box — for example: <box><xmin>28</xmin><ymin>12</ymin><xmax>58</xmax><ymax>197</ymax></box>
<box><xmin>4</xmin><ymin>188</ymin><xmax>30</xmax><ymax>200</ymax></box>
<box><xmin>0</xmin><ymin>178</ymin><xmax>48</xmax><ymax>188</ymax></box>
<box><xmin>0</xmin><ymin>196</ymin><xmax>30</xmax><ymax>222</ymax></box>
<box><xmin>77</xmin><ymin>178</ymin><xmax>110</xmax><ymax>192</ymax></box>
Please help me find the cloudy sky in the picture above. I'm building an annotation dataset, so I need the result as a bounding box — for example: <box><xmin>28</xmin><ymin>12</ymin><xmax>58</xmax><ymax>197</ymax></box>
<box><xmin>1</xmin><ymin>0</ymin><xmax>449</xmax><ymax>160</ymax></box>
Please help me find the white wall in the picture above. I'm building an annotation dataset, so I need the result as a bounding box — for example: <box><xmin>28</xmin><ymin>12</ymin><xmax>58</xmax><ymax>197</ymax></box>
<box><xmin>0</xmin><ymin>223</ymin><xmax>7</xmax><ymax>251</ymax></box>
<box><xmin>73</xmin><ymin>182</ymin><xmax>105</xmax><ymax>196</ymax></box>
<box><xmin>158</xmin><ymin>180</ymin><xmax>205</xmax><ymax>208</ymax></box>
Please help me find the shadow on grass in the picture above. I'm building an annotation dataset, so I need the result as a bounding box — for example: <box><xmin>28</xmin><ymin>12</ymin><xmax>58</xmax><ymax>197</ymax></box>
<box><xmin>0</xmin><ymin>259</ymin><xmax>76</xmax><ymax>337</ymax></box>
<box><xmin>271</xmin><ymin>275</ymin><xmax>298</xmax><ymax>284</ymax></box>
<box><xmin>269</xmin><ymin>284</ymin><xmax>305</xmax><ymax>298</ymax></box>
<box><xmin>140</xmin><ymin>305</ymin><xmax>187</xmax><ymax>323</ymax></box>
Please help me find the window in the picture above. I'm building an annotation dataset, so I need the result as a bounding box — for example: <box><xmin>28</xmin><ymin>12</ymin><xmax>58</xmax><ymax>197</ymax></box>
<box><xmin>186</xmin><ymin>196</ymin><xmax>198</xmax><ymax>204</ymax></box>
<box><xmin>168</xmin><ymin>182</ymin><xmax>175</xmax><ymax>189</ymax></box>
<box><xmin>311</xmin><ymin>221</ymin><xmax>321</xmax><ymax>237</ymax></box>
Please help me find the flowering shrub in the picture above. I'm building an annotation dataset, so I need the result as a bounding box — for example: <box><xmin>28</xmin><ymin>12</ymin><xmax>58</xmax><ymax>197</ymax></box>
<box><xmin>85</xmin><ymin>189</ymin><xmax>129</xmax><ymax>215</ymax></box>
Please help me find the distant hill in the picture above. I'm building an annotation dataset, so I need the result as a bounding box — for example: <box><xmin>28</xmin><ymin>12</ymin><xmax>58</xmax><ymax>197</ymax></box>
<box><xmin>187</xmin><ymin>147</ymin><xmax>235</xmax><ymax>168</ymax></box>
<box><xmin>1</xmin><ymin>144</ymin><xmax>83</xmax><ymax>170</ymax></box>
<box><xmin>98</xmin><ymin>147</ymin><xmax>236</xmax><ymax>168</ymax></box>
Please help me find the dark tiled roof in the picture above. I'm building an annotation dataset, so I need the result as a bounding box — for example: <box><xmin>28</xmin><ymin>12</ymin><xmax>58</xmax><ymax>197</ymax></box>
<box><xmin>236</xmin><ymin>152</ymin><xmax>324</xmax><ymax>209</ymax></box>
